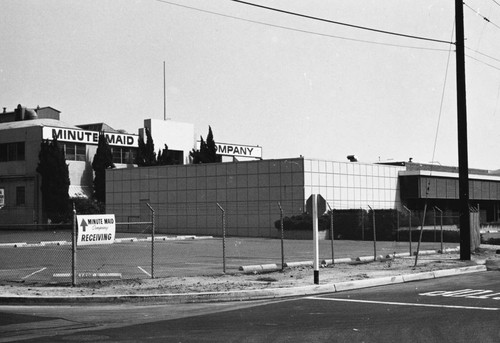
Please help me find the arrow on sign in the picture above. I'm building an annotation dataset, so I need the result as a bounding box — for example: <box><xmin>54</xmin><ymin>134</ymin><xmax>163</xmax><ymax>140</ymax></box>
<box><xmin>80</xmin><ymin>219</ymin><xmax>88</xmax><ymax>232</ymax></box>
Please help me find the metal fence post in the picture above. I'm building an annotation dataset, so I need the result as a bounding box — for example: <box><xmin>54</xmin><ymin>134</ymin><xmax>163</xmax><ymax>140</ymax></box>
<box><xmin>435</xmin><ymin>206</ymin><xmax>444</xmax><ymax>253</ymax></box>
<box><xmin>396</xmin><ymin>210</ymin><xmax>400</xmax><ymax>242</ymax></box>
<box><xmin>217</xmin><ymin>203</ymin><xmax>226</xmax><ymax>273</ymax></box>
<box><xmin>146</xmin><ymin>203</ymin><xmax>155</xmax><ymax>279</ymax></box>
<box><xmin>72</xmin><ymin>202</ymin><xmax>77</xmax><ymax>287</ymax></box>
<box><xmin>278</xmin><ymin>202</ymin><xmax>284</xmax><ymax>270</ymax></box>
<box><xmin>361</xmin><ymin>208</ymin><xmax>365</xmax><ymax>241</ymax></box>
<box><xmin>367</xmin><ymin>205</ymin><xmax>376</xmax><ymax>260</ymax></box>
<box><xmin>433</xmin><ymin>207</ymin><xmax>437</xmax><ymax>242</ymax></box>
<box><xmin>414</xmin><ymin>203</ymin><xmax>428</xmax><ymax>267</ymax></box>
<box><xmin>403</xmin><ymin>205</ymin><xmax>412</xmax><ymax>255</ymax></box>
<box><xmin>327</xmin><ymin>203</ymin><xmax>334</xmax><ymax>266</ymax></box>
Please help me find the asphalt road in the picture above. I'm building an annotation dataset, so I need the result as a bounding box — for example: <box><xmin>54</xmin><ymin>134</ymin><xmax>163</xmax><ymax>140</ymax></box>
<box><xmin>1</xmin><ymin>272</ymin><xmax>498</xmax><ymax>342</ymax></box>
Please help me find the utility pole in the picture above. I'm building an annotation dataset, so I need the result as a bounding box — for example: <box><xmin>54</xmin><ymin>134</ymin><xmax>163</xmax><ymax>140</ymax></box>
<box><xmin>455</xmin><ymin>0</ymin><xmax>471</xmax><ymax>260</ymax></box>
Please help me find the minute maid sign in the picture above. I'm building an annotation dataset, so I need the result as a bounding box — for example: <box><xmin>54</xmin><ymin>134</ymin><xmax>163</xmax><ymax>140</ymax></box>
<box><xmin>42</xmin><ymin>127</ymin><xmax>138</xmax><ymax>147</ymax></box>
<box><xmin>77</xmin><ymin>214</ymin><xmax>116</xmax><ymax>246</ymax></box>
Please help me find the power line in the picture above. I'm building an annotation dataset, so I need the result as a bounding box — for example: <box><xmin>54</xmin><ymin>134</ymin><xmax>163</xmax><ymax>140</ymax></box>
<box><xmin>489</xmin><ymin>0</ymin><xmax>500</xmax><ymax>9</ymax></box>
<box><xmin>155</xmin><ymin>0</ymin><xmax>451</xmax><ymax>51</ymax></box>
<box><xmin>466</xmin><ymin>54</ymin><xmax>500</xmax><ymax>71</ymax></box>
<box><xmin>464</xmin><ymin>1</ymin><xmax>500</xmax><ymax>30</ymax></box>
<box><xmin>156</xmin><ymin>1</ymin><xmax>500</xmax><ymax>70</ymax></box>
<box><xmin>431</xmin><ymin>24</ymin><xmax>455</xmax><ymax>176</ymax></box>
<box><xmin>466</xmin><ymin>47</ymin><xmax>500</xmax><ymax>64</ymax></box>
<box><xmin>230</xmin><ymin>0</ymin><xmax>454</xmax><ymax>45</ymax></box>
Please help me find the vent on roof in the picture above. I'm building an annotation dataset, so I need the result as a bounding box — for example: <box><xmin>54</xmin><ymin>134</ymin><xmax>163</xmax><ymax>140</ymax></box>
<box><xmin>15</xmin><ymin>104</ymin><xmax>38</xmax><ymax>121</ymax></box>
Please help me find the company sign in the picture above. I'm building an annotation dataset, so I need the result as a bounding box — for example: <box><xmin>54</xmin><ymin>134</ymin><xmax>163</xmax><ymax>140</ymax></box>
<box><xmin>77</xmin><ymin>214</ymin><xmax>116</xmax><ymax>246</ymax></box>
<box><xmin>42</xmin><ymin>127</ymin><xmax>138</xmax><ymax>147</ymax></box>
<box><xmin>0</xmin><ymin>188</ymin><xmax>4</xmax><ymax>209</ymax></box>
<box><xmin>197</xmin><ymin>141</ymin><xmax>262</xmax><ymax>158</ymax></box>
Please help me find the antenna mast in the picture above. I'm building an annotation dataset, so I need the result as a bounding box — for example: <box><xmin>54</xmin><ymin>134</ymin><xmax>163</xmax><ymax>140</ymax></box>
<box><xmin>163</xmin><ymin>61</ymin><xmax>166</xmax><ymax>121</ymax></box>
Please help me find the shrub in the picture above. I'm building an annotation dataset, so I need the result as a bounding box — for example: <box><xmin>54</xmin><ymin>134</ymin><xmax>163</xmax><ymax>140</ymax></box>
<box><xmin>330</xmin><ymin>209</ymin><xmax>366</xmax><ymax>240</ymax></box>
<box><xmin>274</xmin><ymin>213</ymin><xmax>329</xmax><ymax>231</ymax></box>
<box><xmin>398</xmin><ymin>229</ymin><xmax>460</xmax><ymax>243</ymax></box>
<box><xmin>73</xmin><ymin>198</ymin><xmax>105</xmax><ymax>215</ymax></box>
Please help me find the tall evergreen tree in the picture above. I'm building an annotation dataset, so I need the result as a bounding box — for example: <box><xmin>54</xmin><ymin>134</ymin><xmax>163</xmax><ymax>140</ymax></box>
<box><xmin>190</xmin><ymin>136</ymin><xmax>206</xmax><ymax>164</ymax></box>
<box><xmin>36</xmin><ymin>138</ymin><xmax>71</xmax><ymax>223</ymax></box>
<box><xmin>189</xmin><ymin>126</ymin><xmax>220</xmax><ymax>164</ymax></box>
<box><xmin>134</xmin><ymin>133</ymin><xmax>146</xmax><ymax>166</ymax></box>
<box><xmin>92</xmin><ymin>132</ymin><xmax>115</xmax><ymax>203</ymax></box>
<box><xmin>157</xmin><ymin>144</ymin><xmax>175</xmax><ymax>165</ymax></box>
<box><xmin>144</xmin><ymin>128</ymin><xmax>156</xmax><ymax>165</ymax></box>
<box><xmin>205</xmin><ymin>126</ymin><xmax>218</xmax><ymax>163</ymax></box>
<box><xmin>134</xmin><ymin>128</ymin><xmax>157</xmax><ymax>166</ymax></box>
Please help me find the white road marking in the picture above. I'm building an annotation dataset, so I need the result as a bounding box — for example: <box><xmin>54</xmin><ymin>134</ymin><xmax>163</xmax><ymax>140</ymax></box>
<box><xmin>137</xmin><ymin>266</ymin><xmax>151</xmax><ymax>277</ymax></box>
<box><xmin>0</xmin><ymin>267</ymin><xmax>49</xmax><ymax>272</ymax></box>
<box><xmin>306</xmin><ymin>296</ymin><xmax>500</xmax><ymax>311</ymax></box>
<box><xmin>419</xmin><ymin>289</ymin><xmax>500</xmax><ymax>300</ymax></box>
<box><xmin>182</xmin><ymin>262</ymin><xmax>220</xmax><ymax>266</ymax></box>
<box><xmin>21</xmin><ymin>267</ymin><xmax>47</xmax><ymax>279</ymax></box>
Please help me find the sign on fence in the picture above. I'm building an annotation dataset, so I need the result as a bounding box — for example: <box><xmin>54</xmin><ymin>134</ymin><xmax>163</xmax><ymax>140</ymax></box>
<box><xmin>77</xmin><ymin>214</ymin><xmax>116</xmax><ymax>246</ymax></box>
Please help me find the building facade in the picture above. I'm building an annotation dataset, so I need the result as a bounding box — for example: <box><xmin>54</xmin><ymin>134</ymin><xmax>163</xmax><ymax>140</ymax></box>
<box><xmin>0</xmin><ymin>105</ymin><xmax>138</xmax><ymax>224</ymax></box>
<box><xmin>3</xmin><ymin>104</ymin><xmax>500</xmax><ymax>235</ymax></box>
<box><xmin>106</xmin><ymin>158</ymin><xmax>404</xmax><ymax>237</ymax></box>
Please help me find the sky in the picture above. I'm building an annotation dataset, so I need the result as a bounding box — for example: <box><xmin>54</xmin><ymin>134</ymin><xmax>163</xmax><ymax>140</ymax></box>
<box><xmin>1</xmin><ymin>0</ymin><xmax>500</xmax><ymax>169</ymax></box>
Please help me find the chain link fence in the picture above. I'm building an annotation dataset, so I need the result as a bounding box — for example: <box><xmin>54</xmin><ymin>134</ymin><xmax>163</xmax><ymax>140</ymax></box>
<box><xmin>0</xmin><ymin>202</ymin><xmax>468</xmax><ymax>286</ymax></box>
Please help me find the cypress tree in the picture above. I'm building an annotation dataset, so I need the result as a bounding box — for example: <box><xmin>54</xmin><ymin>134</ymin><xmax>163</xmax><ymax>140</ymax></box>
<box><xmin>189</xmin><ymin>126</ymin><xmax>220</xmax><ymax>164</ymax></box>
<box><xmin>144</xmin><ymin>128</ymin><xmax>157</xmax><ymax>166</ymax></box>
<box><xmin>158</xmin><ymin>144</ymin><xmax>174</xmax><ymax>165</ymax></box>
<box><xmin>205</xmin><ymin>126</ymin><xmax>218</xmax><ymax>163</ymax></box>
<box><xmin>134</xmin><ymin>128</ymin><xmax>157</xmax><ymax>166</ymax></box>
<box><xmin>92</xmin><ymin>132</ymin><xmax>115</xmax><ymax>203</ymax></box>
<box><xmin>134</xmin><ymin>133</ymin><xmax>146</xmax><ymax>166</ymax></box>
<box><xmin>36</xmin><ymin>138</ymin><xmax>71</xmax><ymax>223</ymax></box>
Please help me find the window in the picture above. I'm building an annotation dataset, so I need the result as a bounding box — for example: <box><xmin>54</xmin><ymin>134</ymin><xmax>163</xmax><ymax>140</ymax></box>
<box><xmin>169</xmin><ymin>150</ymin><xmax>184</xmax><ymax>165</ymax></box>
<box><xmin>76</xmin><ymin>144</ymin><xmax>86</xmax><ymax>161</ymax></box>
<box><xmin>16</xmin><ymin>186</ymin><xmax>25</xmax><ymax>206</ymax></box>
<box><xmin>111</xmin><ymin>147</ymin><xmax>137</xmax><ymax>164</ymax></box>
<box><xmin>112</xmin><ymin>147</ymin><xmax>122</xmax><ymax>164</ymax></box>
<box><xmin>0</xmin><ymin>142</ymin><xmax>25</xmax><ymax>162</ymax></box>
<box><xmin>63</xmin><ymin>143</ymin><xmax>86</xmax><ymax>161</ymax></box>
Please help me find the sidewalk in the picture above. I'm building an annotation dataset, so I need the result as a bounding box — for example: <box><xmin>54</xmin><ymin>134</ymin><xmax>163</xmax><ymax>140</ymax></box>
<box><xmin>1</xmin><ymin>245</ymin><xmax>498</xmax><ymax>305</ymax></box>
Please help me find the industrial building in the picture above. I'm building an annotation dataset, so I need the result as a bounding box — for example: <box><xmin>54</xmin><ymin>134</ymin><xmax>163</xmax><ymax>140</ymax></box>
<box><xmin>0</xmin><ymin>105</ymin><xmax>138</xmax><ymax>224</ymax></box>
<box><xmin>2</xmin><ymin>104</ymin><xmax>500</xmax><ymax>237</ymax></box>
<box><xmin>105</xmin><ymin>157</ymin><xmax>500</xmax><ymax>238</ymax></box>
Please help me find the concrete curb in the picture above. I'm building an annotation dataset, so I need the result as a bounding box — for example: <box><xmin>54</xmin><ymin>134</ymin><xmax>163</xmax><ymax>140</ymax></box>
<box><xmin>241</xmin><ymin>247</ymin><xmax>469</xmax><ymax>272</ymax></box>
<box><xmin>0</xmin><ymin>265</ymin><xmax>487</xmax><ymax>305</ymax></box>
<box><xmin>240</xmin><ymin>256</ymin><xmax>370</xmax><ymax>272</ymax></box>
<box><xmin>386</xmin><ymin>252</ymin><xmax>411</xmax><ymax>258</ymax></box>
<box><xmin>322</xmin><ymin>258</ymin><xmax>353</xmax><ymax>265</ymax></box>
<box><xmin>356</xmin><ymin>255</ymin><xmax>384</xmax><ymax>262</ymax></box>
<box><xmin>412</xmin><ymin>250</ymin><xmax>436</xmax><ymax>256</ymax></box>
<box><xmin>239</xmin><ymin>264</ymin><xmax>281</xmax><ymax>273</ymax></box>
<box><xmin>485</xmin><ymin>259</ymin><xmax>500</xmax><ymax>271</ymax></box>
<box><xmin>0</xmin><ymin>235</ymin><xmax>214</xmax><ymax>248</ymax></box>
<box><xmin>285</xmin><ymin>261</ymin><xmax>313</xmax><ymax>268</ymax></box>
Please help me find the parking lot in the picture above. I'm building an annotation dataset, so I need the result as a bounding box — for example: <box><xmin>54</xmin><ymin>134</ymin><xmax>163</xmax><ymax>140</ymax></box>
<box><xmin>0</xmin><ymin>229</ymin><xmax>460</xmax><ymax>284</ymax></box>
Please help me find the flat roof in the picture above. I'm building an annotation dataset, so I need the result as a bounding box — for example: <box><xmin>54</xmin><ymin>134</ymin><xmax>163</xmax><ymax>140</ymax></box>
<box><xmin>0</xmin><ymin>118</ymin><xmax>79</xmax><ymax>131</ymax></box>
<box><xmin>399</xmin><ymin>170</ymin><xmax>500</xmax><ymax>182</ymax></box>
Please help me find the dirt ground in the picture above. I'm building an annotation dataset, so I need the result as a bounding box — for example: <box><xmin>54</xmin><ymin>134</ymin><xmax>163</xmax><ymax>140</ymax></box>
<box><xmin>1</xmin><ymin>248</ymin><xmax>498</xmax><ymax>297</ymax></box>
